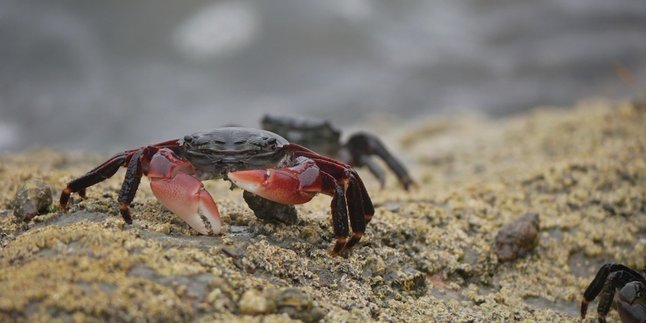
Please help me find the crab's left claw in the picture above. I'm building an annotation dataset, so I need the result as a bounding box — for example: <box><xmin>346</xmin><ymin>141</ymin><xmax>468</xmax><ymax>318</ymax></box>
<box><xmin>228</xmin><ymin>158</ymin><xmax>321</xmax><ymax>205</ymax></box>
<box><xmin>148</xmin><ymin>149</ymin><xmax>222</xmax><ymax>235</ymax></box>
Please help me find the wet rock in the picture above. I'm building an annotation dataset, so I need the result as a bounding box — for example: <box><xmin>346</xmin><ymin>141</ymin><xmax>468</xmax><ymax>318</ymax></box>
<box><xmin>10</xmin><ymin>179</ymin><xmax>53</xmax><ymax>222</ymax></box>
<box><xmin>385</xmin><ymin>267</ymin><xmax>427</xmax><ymax>296</ymax></box>
<box><xmin>275</xmin><ymin>288</ymin><xmax>324</xmax><ymax>323</ymax></box>
<box><xmin>239</xmin><ymin>289</ymin><xmax>276</xmax><ymax>315</ymax></box>
<box><xmin>494</xmin><ymin>212</ymin><xmax>540</xmax><ymax>262</ymax></box>
<box><xmin>243</xmin><ymin>191</ymin><xmax>298</xmax><ymax>225</ymax></box>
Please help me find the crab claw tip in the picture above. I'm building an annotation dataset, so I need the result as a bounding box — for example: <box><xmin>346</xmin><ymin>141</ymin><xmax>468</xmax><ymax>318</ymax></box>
<box><xmin>227</xmin><ymin>170</ymin><xmax>265</xmax><ymax>192</ymax></box>
<box><xmin>228</xmin><ymin>168</ymin><xmax>316</xmax><ymax>205</ymax></box>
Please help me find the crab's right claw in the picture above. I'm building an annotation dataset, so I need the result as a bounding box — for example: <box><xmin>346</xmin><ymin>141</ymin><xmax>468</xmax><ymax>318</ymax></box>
<box><xmin>228</xmin><ymin>158</ymin><xmax>320</xmax><ymax>205</ymax></box>
<box><xmin>148</xmin><ymin>150</ymin><xmax>222</xmax><ymax>235</ymax></box>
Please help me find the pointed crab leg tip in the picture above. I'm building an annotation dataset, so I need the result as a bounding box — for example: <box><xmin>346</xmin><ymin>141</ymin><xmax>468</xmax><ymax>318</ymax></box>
<box><xmin>580</xmin><ymin>300</ymin><xmax>588</xmax><ymax>318</ymax></box>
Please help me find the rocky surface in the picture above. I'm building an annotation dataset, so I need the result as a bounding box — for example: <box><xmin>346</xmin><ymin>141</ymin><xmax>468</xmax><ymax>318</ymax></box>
<box><xmin>0</xmin><ymin>101</ymin><xmax>644</xmax><ymax>322</ymax></box>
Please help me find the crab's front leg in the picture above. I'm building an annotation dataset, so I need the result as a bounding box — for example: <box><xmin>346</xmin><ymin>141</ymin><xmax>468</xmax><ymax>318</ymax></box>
<box><xmin>147</xmin><ymin>149</ymin><xmax>222</xmax><ymax>235</ymax></box>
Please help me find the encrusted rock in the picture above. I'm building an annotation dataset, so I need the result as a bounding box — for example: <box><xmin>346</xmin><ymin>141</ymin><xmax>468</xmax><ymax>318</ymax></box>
<box><xmin>237</xmin><ymin>288</ymin><xmax>323</xmax><ymax>322</ymax></box>
<box><xmin>494</xmin><ymin>212</ymin><xmax>540</xmax><ymax>262</ymax></box>
<box><xmin>10</xmin><ymin>179</ymin><xmax>53</xmax><ymax>222</ymax></box>
<box><xmin>238</xmin><ymin>289</ymin><xmax>276</xmax><ymax>315</ymax></box>
<box><xmin>243</xmin><ymin>191</ymin><xmax>298</xmax><ymax>225</ymax></box>
<box><xmin>385</xmin><ymin>267</ymin><xmax>427</xmax><ymax>296</ymax></box>
<box><xmin>276</xmin><ymin>288</ymin><xmax>324</xmax><ymax>323</ymax></box>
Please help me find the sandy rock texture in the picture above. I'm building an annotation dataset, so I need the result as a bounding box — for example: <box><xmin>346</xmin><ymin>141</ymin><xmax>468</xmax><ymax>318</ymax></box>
<box><xmin>0</xmin><ymin>101</ymin><xmax>644</xmax><ymax>322</ymax></box>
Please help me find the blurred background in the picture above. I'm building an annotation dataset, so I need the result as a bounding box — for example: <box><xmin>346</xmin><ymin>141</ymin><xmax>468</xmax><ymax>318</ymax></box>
<box><xmin>1</xmin><ymin>0</ymin><xmax>645</xmax><ymax>152</ymax></box>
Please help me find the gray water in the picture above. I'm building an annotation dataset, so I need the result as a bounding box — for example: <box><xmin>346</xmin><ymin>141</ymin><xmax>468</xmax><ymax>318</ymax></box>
<box><xmin>1</xmin><ymin>0</ymin><xmax>645</xmax><ymax>152</ymax></box>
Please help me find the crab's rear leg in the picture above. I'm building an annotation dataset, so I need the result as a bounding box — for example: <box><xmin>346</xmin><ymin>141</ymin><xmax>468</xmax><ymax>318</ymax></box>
<box><xmin>60</xmin><ymin>147</ymin><xmax>161</xmax><ymax>224</ymax></box>
<box><xmin>60</xmin><ymin>152</ymin><xmax>128</xmax><ymax>210</ymax></box>
<box><xmin>147</xmin><ymin>149</ymin><xmax>221</xmax><ymax>235</ymax></box>
<box><xmin>284</xmin><ymin>145</ymin><xmax>375</xmax><ymax>251</ymax></box>
<box><xmin>60</xmin><ymin>138</ymin><xmax>182</xmax><ymax>218</ymax></box>
<box><xmin>310</xmin><ymin>158</ymin><xmax>372</xmax><ymax>252</ymax></box>
<box><xmin>343</xmin><ymin>132</ymin><xmax>415</xmax><ymax>190</ymax></box>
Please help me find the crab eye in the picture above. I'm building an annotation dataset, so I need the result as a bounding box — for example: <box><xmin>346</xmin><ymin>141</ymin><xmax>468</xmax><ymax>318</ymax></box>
<box><xmin>183</xmin><ymin>135</ymin><xmax>193</xmax><ymax>143</ymax></box>
<box><xmin>265</xmin><ymin>169</ymin><xmax>271</xmax><ymax>179</ymax></box>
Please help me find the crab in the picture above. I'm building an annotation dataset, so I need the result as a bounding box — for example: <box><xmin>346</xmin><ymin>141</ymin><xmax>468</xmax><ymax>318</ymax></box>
<box><xmin>581</xmin><ymin>263</ymin><xmax>646</xmax><ymax>323</ymax></box>
<box><xmin>261</xmin><ymin>115</ymin><xmax>415</xmax><ymax>190</ymax></box>
<box><xmin>59</xmin><ymin>127</ymin><xmax>374</xmax><ymax>254</ymax></box>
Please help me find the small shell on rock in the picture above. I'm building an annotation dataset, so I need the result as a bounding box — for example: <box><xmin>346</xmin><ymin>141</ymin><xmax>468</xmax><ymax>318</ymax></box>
<box><xmin>493</xmin><ymin>212</ymin><xmax>540</xmax><ymax>262</ymax></box>
<box><xmin>10</xmin><ymin>179</ymin><xmax>53</xmax><ymax>222</ymax></box>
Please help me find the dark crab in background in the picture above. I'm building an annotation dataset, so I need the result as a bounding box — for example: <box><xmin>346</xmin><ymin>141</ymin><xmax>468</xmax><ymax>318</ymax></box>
<box><xmin>261</xmin><ymin>115</ymin><xmax>415</xmax><ymax>191</ymax></box>
<box><xmin>581</xmin><ymin>263</ymin><xmax>646</xmax><ymax>323</ymax></box>
<box><xmin>59</xmin><ymin>127</ymin><xmax>374</xmax><ymax>255</ymax></box>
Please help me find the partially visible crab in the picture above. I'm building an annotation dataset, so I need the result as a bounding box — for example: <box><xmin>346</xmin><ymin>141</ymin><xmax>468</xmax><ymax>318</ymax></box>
<box><xmin>59</xmin><ymin>127</ymin><xmax>374</xmax><ymax>254</ymax></box>
<box><xmin>581</xmin><ymin>263</ymin><xmax>646</xmax><ymax>323</ymax></box>
<box><xmin>261</xmin><ymin>115</ymin><xmax>415</xmax><ymax>190</ymax></box>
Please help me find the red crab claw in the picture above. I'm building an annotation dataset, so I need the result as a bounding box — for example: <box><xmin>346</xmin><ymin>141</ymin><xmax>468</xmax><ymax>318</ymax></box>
<box><xmin>228</xmin><ymin>158</ymin><xmax>321</xmax><ymax>205</ymax></box>
<box><xmin>147</xmin><ymin>150</ymin><xmax>222</xmax><ymax>235</ymax></box>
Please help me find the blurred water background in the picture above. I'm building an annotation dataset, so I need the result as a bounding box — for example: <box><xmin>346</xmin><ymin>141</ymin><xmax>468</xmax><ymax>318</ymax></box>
<box><xmin>1</xmin><ymin>0</ymin><xmax>645</xmax><ymax>152</ymax></box>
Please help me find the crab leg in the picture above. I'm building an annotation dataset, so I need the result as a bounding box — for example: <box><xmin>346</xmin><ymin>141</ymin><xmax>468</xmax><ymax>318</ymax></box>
<box><xmin>117</xmin><ymin>149</ymin><xmax>146</xmax><ymax>223</ymax></box>
<box><xmin>60</xmin><ymin>138</ymin><xmax>181</xmax><ymax>216</ymax></box>
<box><xmin>343</xmin><ymin>133</ymin><xmax>415</xmax><ymax>190</ymax></box>
<box><xmin>312</xmin><ymin>159</ymin><xmax>371</xmax><ymax>252</ymax></box>
<box><xmin>148</xmin><ymin>149</ymin><xmax>222</xmax><ymax>235</ymax></box>
<box><xmin>285</xmin><ymin>145</ymin><xmax>375</xmax><ymax>248</ymax></box>
<box><xmin>60</xmin><ymin>152</ymin><xmax>128</xmax><ymax>209</ymax></box>
<box><xmin>343</xmin><ymin>179</ymin><xmax>367</xmax><ymax>250</ymax></box>
<box><xmin>289</xmin><ymin>148</ymin><xmax>375</xmax><ymax>222</ymax></box>
<box><xmin>324</xmin><ymin>174</ymin><xmax>350</xmax><ymax>254</ymax></box>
